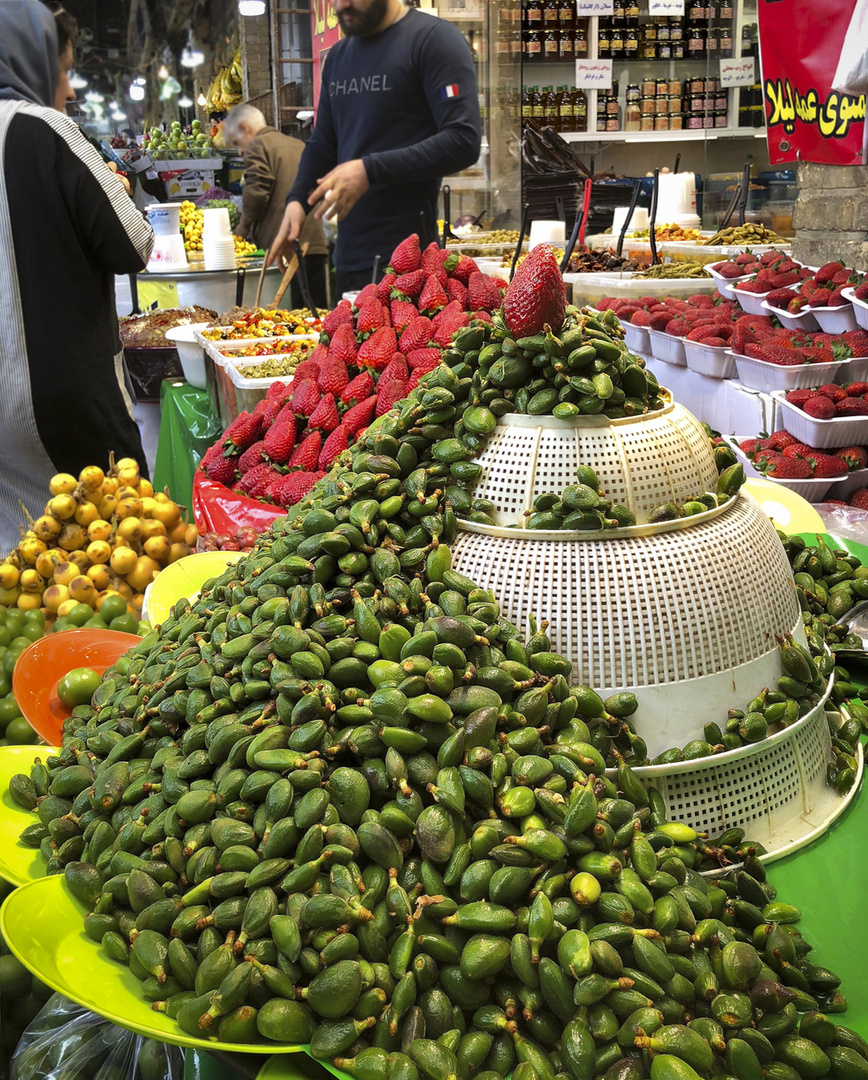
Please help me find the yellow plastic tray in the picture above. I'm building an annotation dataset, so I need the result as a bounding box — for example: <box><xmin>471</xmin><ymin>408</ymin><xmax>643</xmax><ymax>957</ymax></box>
<box><xmin>743</xmin><ymin>477</ymin><xmax>825</xmax><ymax>534</ymax></box>
<box><xmin>0</xmin><ymin>745</ymin><xmax>56</xmax><ymax>886</ymax></box>
<box><xmin>0</xmin><ymin>875</ymin><xmax>306</xmax><ymax>1054</ymax></box>
<box><xmin>144</xmin><ymin>550</ymin><xmax>243</xmax><ymax>627</ymax></box>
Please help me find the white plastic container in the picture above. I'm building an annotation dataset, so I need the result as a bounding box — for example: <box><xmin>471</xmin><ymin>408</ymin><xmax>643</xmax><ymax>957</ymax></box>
<box><xmin>145</xmin><ymin>202</ymin><xmax>182</xmax><ymax>236</ymax></box>
<box><xmin>728</xmin><ymin>439</ymin><xmax>836</xmax><ymax>501</ymax></box>
<box><xmin>731</xmin><ymin>351</ymin><xmax>846</xmax><ymax>393</ymax></box>
<box><xmin>165</xmin><ymin>323</ymin><xmax>210</xmax><ymax>388</ymax></box>
<box><xmin>772</xmin><ymin>390</ymin><xmax>868</xmax><ymax>448</ymax></box>
<box><xmin>202</xmin><ymin>207</ymin><xmax>232</xmax><ymax>238</ymax></box>
<box><xmin>203</xmin><ymin>238</ymin><xmax>236</xmax><ymax>272</ymax></box>
<box><xmin>760</xmin><ymin>300</ymin><xmax>820</xmax><ymax>332</ymax></box>
<box><xmin>647</xmin><ymin>328</ymin><xmax>687</xmax><ymax>366</ymax></box>
<box><xmin>845</xmin><ymin>356</ymin><xmax>868</xmax><ymax>382</ymax></box>
<box><xmin>733</xmin><ymin>285</ymin><xmax>773</xmax><ymax>316</ymax></box>
<box><xmin>707</xmin><ymin>264</ymin><xmax>752</xmax><ymax>298</ymax></box>
<box><xmin>837</xmin><ymin>467</ymin><xmax>868</xmax><ymax>499</ymax></box>
<box><xmin>622</xmin><ymin>322</ymin><xmax>651</xmax><ymax>355</ymax></box>
<box><xmin>843</xmin><ymin>287</ymin><xmax>868</xmax><ymax>331</ymax></box>
<box><xmin>684</xmin><ymin>339</ymin><xmax>737</xmax><ymax>378</ymax></box>
<box><xmin>812</xmin><ymin>304</ymin><xmax>859</xmax><ymax>334</ymax></box>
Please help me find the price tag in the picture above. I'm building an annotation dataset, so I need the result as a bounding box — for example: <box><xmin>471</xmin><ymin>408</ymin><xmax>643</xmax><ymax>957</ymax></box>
<box><xmin>576</xmin><ymin>0</ymin><xmax>614</xmax><ymax>15</ymax></box>
<box><xmin>575</xmin><ymin>59</ymin><xmax>614</xmax><ymax>88</ymax></box>
<box><xmin>719</xmin><ymin>56</ymin><xmax>756</xmax><ymax>87</ymax></box>
<box><xmin>648</xmin><ymin>0</ymin><xmax>684</xmax><ymax>13</ymax></box>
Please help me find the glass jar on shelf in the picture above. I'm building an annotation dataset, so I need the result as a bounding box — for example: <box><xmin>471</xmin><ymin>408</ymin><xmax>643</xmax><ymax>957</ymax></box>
<box><xmin>625</xmin><ymin>100</ymin><xmax>641</xmax><ymax>131</ymax></box>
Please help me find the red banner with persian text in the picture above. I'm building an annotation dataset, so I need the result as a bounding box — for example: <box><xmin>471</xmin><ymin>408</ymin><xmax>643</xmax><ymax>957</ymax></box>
<box><xmin>757</xmin><ymin>0</ymin><xmax>866</xmax><ymax>165</ymax></box>
<box><xmin>311</xmin><ymin>1</ymin><xmax>342</xmax><ymax>114</ymax></box>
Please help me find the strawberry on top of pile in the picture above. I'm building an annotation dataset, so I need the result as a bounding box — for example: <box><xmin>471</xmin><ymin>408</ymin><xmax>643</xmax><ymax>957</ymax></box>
<box><xmin>735</xmin><ymin>258</ymin><xmax>865</xmax><ymax>313</ymax></box>
<box><xmin>598</xmin><ymin>291</ymin><xmax>868</xmax><ymax>364</ymax></box>
<box><xmin>738</xmin><ymin>426</ymin><xmax>868</xmax><ymax>481</ymax></box>
<box><xmin>199</xmin><ymin>234</ymin><xmax>507</xmax><ymax>508</ymax></box>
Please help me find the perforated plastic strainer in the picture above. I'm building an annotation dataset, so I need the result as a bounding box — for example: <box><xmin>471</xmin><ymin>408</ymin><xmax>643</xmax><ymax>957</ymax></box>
<box><xmin>452</xmin><ymin>493</ymin><xmax>803</xmax><ymax>755</ymax></box>
<box><xmin>469</xmin><ymin>400</ymin><xmax>719</xmax><ymax>527</ymax></box>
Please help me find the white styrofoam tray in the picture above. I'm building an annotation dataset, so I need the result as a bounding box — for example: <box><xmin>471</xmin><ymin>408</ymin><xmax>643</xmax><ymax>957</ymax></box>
<box><xmin>812</xmin><ymin>304</ymin><xmax>858</xmax><ymax>334</ymax></box>
<box><xmin>647</xmin><ymin>328</ymin><xmax>687</xmax><ymax>366</ymax></box>
<box><xmin>684</xmin><ymin>339</ymin><xmax>737</xmax><ymax>378</ymax></box>
<box><xmin>843</xmin><ymin>287</ymin><xmax>868</xmax><ymax>331</ymax></box>
<box><xmin>622</xmin><ymin>321</ymin><xmax>651</xmax><ymax>355</ymax></box>
<box><xmin>760</xmin><ymin>299</ymin><xmax>820</xmax><ymax>332</ymax></box>
<box><xmin>732</xmin><ymin>285</ymin><xmax>773</xmax><ymax>316</ymax></box>
<box><xmin>772</xmin><ymin>390</ymin><xmax>868</xmax><ymax>448</ymax></box>
<box><xmin>731</xmin><ymin>350</ymin><xmax>847</xmax><ymax>393</ymax></box>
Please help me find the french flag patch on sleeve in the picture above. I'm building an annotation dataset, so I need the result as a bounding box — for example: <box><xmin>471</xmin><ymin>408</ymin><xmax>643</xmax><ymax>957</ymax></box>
<box><xmin>441</xmin><ymin>84</ymin><xmax>460</xmax><ymax>100</ymax></box>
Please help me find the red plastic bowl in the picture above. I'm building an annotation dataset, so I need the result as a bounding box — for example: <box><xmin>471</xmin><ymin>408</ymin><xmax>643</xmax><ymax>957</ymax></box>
<box><xmin>13</xmin><ymin>629</ymin><xmax>141</xmax><ymax>745</ymax></box>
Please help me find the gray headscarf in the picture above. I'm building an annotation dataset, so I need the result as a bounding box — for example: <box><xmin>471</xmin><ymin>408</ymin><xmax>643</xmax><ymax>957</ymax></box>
<box><xmin>0</xmin><ymin>0</ymin><xmax>58</xmax><ymax>106</ymax></box>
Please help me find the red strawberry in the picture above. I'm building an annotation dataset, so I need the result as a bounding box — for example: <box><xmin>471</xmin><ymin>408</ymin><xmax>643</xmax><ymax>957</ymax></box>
<box><xmin>377</xmin><ymin>272</ymin><xmax>397</xmax><ymax>305</ymax></box>
<box><xmin>766</xmin><ymin>288</ymin><xmax>798</xmax><ymax>308</ymax></box>
<box><xmin>378</xmin><ymin>354</ymin><xmax>409</xmax><ymax>393</ymax></box>
<box><xmin>782</xmin><ymin>442</ymin><xmax>819</xmax><ymax>459</ymax></box>
<box><xmin>399</xmin><ymin>316</ymin><xmax>434</xmax><ymax>353</ymax></box>
<box><xmin>319</xmin><ymin>424</ymin><xmax>350</xmax><ymax>469</ymax></box>
<box><xmin>293</xmin><ymin>359</ymin><xmax>321</xmax><ymax>383</ymax></box>
<box><xmin>745</xmin><ymin>343</ymin><xmax>804</xmax><ymax>366</ymax></box>
<box><xmin>855</xmin><ymin>282</ymin><xmax>868</xmax><ymax>302</ymax></box>
<box><xmin>815</xmin><ymin>261</ymin><xmax>845</xmax><ymax>285</ymax></box>
<box><xmin>406</xmin><ymin>347</ymin><xmax>442</xmax><ymax>370</ymax></box>
<box><xmin>203</xmin><ymin>450</ymin><xmax>239</xmax><ymax>487</ymax></box>
<box><xmin>446</xmin><ymin>278</ymin><xmax>468</xmax><ymax>307</ymax></box>
<box><xmin>342</xmin><ymin>395</ymin><xmax>377</xmax><ymax>436</ymax></box>
<box><xmin>503</xmin><ymin>244</ymin><xmax>566</xmax><ymax>337</ymax></box>
<box><xmin>390</xmin><ymin>234</ymin><xmax>422</xmax><ymax>275</ymax></box>
<box><xmin>262</xmin><ymin>396</ymin><xmax>287</xmax><ymax>426</ymax></box>
<box><xmin>810</xmin><ymin>453</ymin><xmax>849</xmax><ymax>478</ymax></box>
<box><xmin>767</xmin><ymin>457</ymin><xmax>812</xmax><ymax>479</ymax></box>
<box><xmin>837</xmin><ymin>397</ymin><xmax>868</xmax><ymax>417</ymax></box>
<box><xmin>816</xmin><ymin>383</ymin><xmax>848</xmax><ymax>402</ymax></box>
<box><xmin>738</xmin><ymin>438</ymin><xmax>761</xmax><ymax>454</ymax></box>
<box><xmin>289</xmin><ymin>431</ymin><xmax>322</xmax><ymax>471</ymax></box>
<box><xmin>266</xmin><ymin>380</ymin><xmax>289</xmax><ymax>400</ymax></box>
<box><xmin>356</xmin><ymin>299</ymin><xmax>386</xmax><ymax>336</ymax></box>
<box><xmin>850</xmin><ymin>488</ymin><xmax>868</xmax><ymax>509</ymax></box>
<box><xmin>786</xmin><ymin>388</ymin><xmax>814</xmax><ymax>406</ymax></box>
<box><xmin>392</xmin><ymin>270</ymin><xmax>425</xmax><ymax>298</ymax></box>
<box><xmin>222</xmin><ymin>411</ymin><xmax>261</xmax><ymax>452</ymax></box>
<box><xmin>468</xmin><ymin>272</ymin><xmax>502</xmax><ymax>313</ymax></box>
<box><xmin>317</xmin><ymin>356</ymin><xmax>349</xmax><ymax>397</ymax></box>
<box><xmin>341</xmin><ymin>370</ymin><xmax>375</xmax><ymax>405</ymax></box>
<box><xmin>451</xmin><ymin>254</ymin><xmax>479</xmax><ymax>283</ymax></box>
<box><xmin>421</xmin><ymin>241</ymin><xmax>446</xmax><ymax>276</ymax></box>
<box><xmin>418</xmin><ymin>276</ymin><xmax>448</xmax><ymax>314</ymax></box>
<box><xmin>473</xmin><ymin>310</ymin><xmax>493</xmax><ymax>324</ymax></box>
<box><xmin>354</xmin><ymin>283</ymin><xmax>379</xmax><ymax>308</ymax></box>
<box><xmin>238</xmin><ymin>439</ymin><xmax>268</xmax><ymax>473</ymax></box>
<box><xmin>308</xmin><ymin>392</ymin><xmax>339</xmax><ymax>432</ymax></box>
<box><xmin>238</xmin><ymin>463</ymin><xmax>280</xmax><ymax>499</ymax></box>
<box><xmin>376</xmin><ymin>379</ymin><xmax>409</xmax><ymax>417</ymax></box>
<box><xmin>292</xmin><ymin>379</ymin><xmax>321</xmax><ymax>417</ymax></box>
<box><xmin>432</xmin><ymin>300</ymin><xmax>464</xmax><ymax>327</ymax></box>
<box><xmin>322</xmin><ymin>300</ymin><xmax>354</xmax><ymax>337</ymax></box>
<box><xmin>328</xmin><ymin>323</ymin><xmax>359</xmax><ymax>366</ymax></box>
<box><xmin>390</xmin><ymin>299</ymin><xmax>419</xmax><ymax>333</ymax></box>
<box><xmin>263</xmin><ymin>421</ymin><xmax>296</xmax><ymax>465</ymax></box>
<box><xmin>846</xmin><ymin>381</ymin><xmax>868</xmax><ymax>396</ymax></box>
<box><xmin>803</xmin><ymin>396</ymin><xmax>836</xmax><ymax>419</ymax></box>
<box><xmin>357</xmin><ymin>326</ymin><xmax>398</xmax><ymax>370</ymax></box>
<box><xmin>274</xmin><ymin>470</ymin><xmax>323</xmax><ymax>508</ymax></box>
<box><xmin>433</xmin><ymin>313</ymin><xmax>470</xmax><ymax>348</ymax></box>
<box><xmin>767</xmin><ymin>430</ymin><xmax>799</xmax><ymax>451</ymax></box>
<box><xmin>826</xmin><ymin>286</ymin><xmax>850</xmax><ymax>308</ymax></box>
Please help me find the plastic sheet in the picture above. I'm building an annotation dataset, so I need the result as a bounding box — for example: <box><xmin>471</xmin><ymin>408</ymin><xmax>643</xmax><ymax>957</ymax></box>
<box><xmin>153</xmin><ymin>381</ymin><xmax>224</xmax><ymax>510</ymax></box>
<box><xmin>192</xmin><ymin>471</ymin><xmax>285</xmax><ymax>536</ymax></box>
<box><xmin>11</xmin><ymin>993</ymin><xmax>185</xmax><ymax>1080</ymax></box>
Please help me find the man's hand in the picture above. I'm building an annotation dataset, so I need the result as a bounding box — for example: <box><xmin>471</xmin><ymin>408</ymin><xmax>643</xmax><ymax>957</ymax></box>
<box><xmin>268</xmin><ymin>200</ymin><xmax>307</xmax><ymax>266</ymax></box>
<box><xmin>309</xmin><ymin>159</ymin><xmax>369</xmax><ymax>223</ymax></box>
<box><xmin>236</xmin><ymin>216</ymin><xmax>253</xmax><ymax>241</ymax></box>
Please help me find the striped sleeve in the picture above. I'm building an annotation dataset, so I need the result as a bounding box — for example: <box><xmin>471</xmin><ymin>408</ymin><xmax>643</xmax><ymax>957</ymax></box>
<box><xmin>23</xmin><ymin>104</ymin><xmax>154</xmax><ymax>270</ymax></box>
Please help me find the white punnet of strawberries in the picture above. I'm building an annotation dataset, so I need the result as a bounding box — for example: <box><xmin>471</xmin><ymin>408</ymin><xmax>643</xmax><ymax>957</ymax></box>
<box><xmin>738</xmin><ymin>419</ymin><xmax>868</xmax><ymax>481</ymax></box>
<box><xmin>198</xmin><ymin>234</ymin><xmax>507</xmax><ymax>508</ymax></box>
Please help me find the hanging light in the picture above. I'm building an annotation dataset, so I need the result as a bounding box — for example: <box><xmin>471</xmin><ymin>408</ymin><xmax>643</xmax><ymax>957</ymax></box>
<box><xmin>134</xmin><ymin>75</ymin><xmax>147</xmax><ymax>87</ymax></box>
<box><xmin>197</xmin><ymin>92</ymin><xmax>207</xmax><ymax>107</ymax></box>
<box><xmin>157</xmin><ymin>63</ymin><xmax>169</xmax><ymax>80</ymax></box>
<box><xmin>129</xmin><ymin>82</ymin><xmax>145</xmax><ymax>101</ymax></box>
<box><xmin>180</xmin><ymin>29</ymin><xmax>205</xmax><ymax>68</ymax></box>
<box><xmin>69</xmin><ymin>70</ymin><xmax>88</xmax><ymax>89</ymax></box>
<box><xmin>111</xmin><ymin>109</ymin><xmax>127</xmax><ymax>122</ymax></box>
<box><xmin>178</xmin><ymin>94</ymin><xmax>193</xmax><ymax>108</ymax></box>
<box><xmin>239</xmin><ymin>0</ymin><xmax>267</xmax><ymax>14</ymax></box>
<box><xmin>84</xmin><ymin>89</ymin><xmax>104</xmax><ymax>103</ymax></box>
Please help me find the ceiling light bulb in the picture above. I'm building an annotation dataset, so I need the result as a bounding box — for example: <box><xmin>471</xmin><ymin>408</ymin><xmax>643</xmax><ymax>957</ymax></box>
<box><xmin>69</xmin><ymin>70</ymin><xmax>87</xmax><ymax>89</ymax></box>
<box><xmin>178</xmin><ymin>94</ymin><xmax>193</xmax><ymax>108</ymax></box>
<box><xmin>84</xmin><ymin>90</ymin><xmax>104</xmax><ymax>103</ymax></box>
<box><xmin>134</xmin><ymin>75</ymin><xmax>146</xmax><ymax>86</ymax></box>
<box><xmin>158</xmin><ymin>64</ymin><xmax>169</xmax><ymax>80</ymax></box>
<box><xmin>197</xmin><ymin>92</ymin><xmax>207</xmax><ymax>107</ymax></box>
<box><xmin>181</xmin><ymin>30</ymin><xmax>204</xmax><ymax>68</ymax></box>
<box><xmin>111</xmin><ymin>109</ymin><xmax>126</xmax><ymax>121</ymax></box>
<box><xmin>239</xmin><ymin>0</ymin><xmax>267</xmax><ymax>14</ymax></box>
<box><xmin>129</xmin><ymin>83</ymin><xmax>145</xmax><ymax>101</ymax></box>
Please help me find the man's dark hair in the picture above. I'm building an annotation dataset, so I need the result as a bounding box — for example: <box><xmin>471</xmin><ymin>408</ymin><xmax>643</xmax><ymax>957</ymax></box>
<box><xmin>44</xmin><ymin>3</ymin><xmax>78</xmax><ymax>52</ymax></box>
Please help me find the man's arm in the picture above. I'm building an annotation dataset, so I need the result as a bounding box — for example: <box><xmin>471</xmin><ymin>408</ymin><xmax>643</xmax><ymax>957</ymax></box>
<box><xmin>238</xmin><ymin>136</ymin><xmax>274</xmax><ymax>237</ymax></box>
<box><xmin>362</xmin><ymin>20</ymin><xmax>481</xmax><ymax>187</ymax></box>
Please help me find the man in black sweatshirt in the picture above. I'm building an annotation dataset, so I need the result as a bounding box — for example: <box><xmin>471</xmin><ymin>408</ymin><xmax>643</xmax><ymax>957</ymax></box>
<box><xmin>270</xmin><ymin>0</ymin><xmax>481</xmax><ymax>296</ymax></box>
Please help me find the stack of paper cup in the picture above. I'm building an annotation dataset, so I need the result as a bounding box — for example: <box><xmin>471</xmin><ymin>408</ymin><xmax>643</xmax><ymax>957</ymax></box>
<box><xmin>202</xmin><ymin>207</ymin><xmax>236</xmax><ymax>271</ymax></box>
<box><xmin>528</xmin><ymin>220</ymin><xmax>566</xmax><ymax>249</ymax></box>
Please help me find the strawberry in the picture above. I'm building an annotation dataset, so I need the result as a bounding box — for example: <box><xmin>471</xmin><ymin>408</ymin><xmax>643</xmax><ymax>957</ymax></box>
<box><xmin>503</xmin><ymin>244</ymin><xmax>565</xmax><ymax>337</ymax></box>
<box><xmin>846</xmin><ymin>381</ymin><xmax>868</xmax><ymax>396</ymax></box>
<box><xmin>803</xmin><ymin>396</ymin><xmax>836</xmax><ymax>419</ymax></box>
<box><xmin>289</xmin><ymin>431</ymin><xmax>322</xmax><ymax>471</ymax></box>
<box><xmin>322</xmin><ymin>300</ymin><xmax>354</xmax><ymax>337</ymax></box>
<box><xmin>801</xmin><ymin>346</ymin><xmax>837</xmax><ymax>364</ymax></box>
<box><xmin>319</xmin><ymin>424</ymin><xmax>350</xmax><ymax>469</ymax></box>
<box><xmin>317</xmin><ymin>355</ymin><xmax>349</xmax><ymax>397</ymax></box>
<box><xmin>378</xmin><ymin>354</ymin><xmax>409</xmax><ymax>393</ymax></box>
<box><xmin>421</xmin><ymin>241</ymin><xmax>447</xmax><ymax>278</ymax></box>
<box><xmin>433</xmin><ymin>313</ymin><xmax>470</xmax><ymax>347</ymax></box>
<box><xmin>274</xmin><ymin>470</ymin><xmax>323</xmax><ymax>508</ymax></box>
<box><xmin>432</xmin><ymin>299</ymin><xmax>464</xmax><ymax>327</ymax></box>
<box><xmin>850</xmin><ymin>488</ymin><xmax>868</xmax><ymax>509</ymax></box>
<box><xmin>406</xmin><ymin>347</ymin><xmax>442</xmax><ymax>371</ymax></box>
<box><xmin>808</xmin><ymin>288</ymin><xmax>834</xmax><ymax>308</ymax></box>
<box><xmin>407</xmin><ymin>350</ymin><xmax>441</xmax><ymax>378</ymax></box>
<box><xmin>266</xmin><ymin>380</ymin><xmax>289</xmax><ymax>400</ymax></box>
<box><xmin>376</xmin><ymin>379</ymin><xmax>409</xmax><ymax>417</ymax></box>
<box><xmin>293</xmin><ymin>359</ymin><xmax>321</xmax><ymax>383</ymax></box>
<box><xmin>222</xmin><ymin>411</ymin><xmax>261</xmax><ymax>452</ymax></box>
<box><xmin>451</xmin><ymin>254</ymin><xmax>479</xmax><ymax>283</ymax></box>
<box><xmin>392</xmin><ymin>270</ymin><xmax>425</xmax><ymax>298</ymax></box>
<box><xmin>238</xmin><ymin>463</ymin><xmax>280</xmax><ymax>499</ymax></box>
<box><xmin>816</xmin><ymin>383</ymin><xmax>848</xmax><ymax>402</ymax></box>
<box><xmin>328</xmin><ymin>323</ymin><xmax>359</xmax><ymax>367</ymax></box>
<box><xmin>473</xmin><ymin>310</ymin><xmax>493</xmax><ymax>323</ymax></box>
<box><xmin>786</xmin><ymin>388</ymin><xmax>814</xmax><ymax>406</ymax></box>
<box><xmin>262</xmin><ymin>396</ymin><xmax>287</xmax><ymax>426</ymax></box>
<box><xmin>390</xmin><ymin>299</ymin><xmax>419</xmax><ymax>333</ymax></box>
<box><xmin>767</xmin><ymin>430</ymin><xmax>799</xmax><ymax>451</ymax></box>
<box><xmin>826</xmin><ymin>286</ymin><xmax>850</xmax><ymax>308</ymax></box>
<box><xmin>766</xmin><ymin>288</ymin><xmax>798</xmax><ymax>308</ymax></box>
<box><xmin>468</xmin><ymin>272</ymin><xmax>502</xmax><ymax>313</ymax></box>
<box><xmin>389</xmin><ymin>234</ymin><xmax>422</xmax><ymax>275</ymax></box>
<box><xmin>292</xmin><ymin>378</ymin><xmax>321</xmax><ymax>417</ymax></box>
<box><xmin>810</xmin><ymin>454</ymin><xmax>849</xmax><ymax>478</ymax></box>
<box><xmin>835</xmin><ymin>445</ymin><xmax>868</xmax><ymax>471</ymax></box>
<box><xmin>767</xmin><ymin>457</ymin><xmax>812</xmax><ymax>479</ymax></box>
<box><xmin>203</xmin><ymin>450</ymin><xmax>239</xmax><ymax>486</ymax></box>
<box><xmin>837</xmin><ymin>397</ymin><xmax>868</xmax><ymax>417</ymax></box>
<box><xmin>377</xmin><ymin>272</ymin><xmax>397</xmax><ymax>305</ymax></box>
<box><xmin>738</xmin><ymin>438</ymin><xmax>761</xmax><ymax>454</ymax></box>
<box><xmin>446</xmin><ymin>278</ymin><xmax>469</xmax><ymax>307</ymax></box>
<box><xmin>356</xmin><ymin>299</ymin><xmax>387</xmax><ymax>336</ymax></box>
<box><xmin>630</xmin><ymin>310</ymin><xmax>653</xmax><ymax>326</ymax></box>
<box><xmin>308</xmin><ymin>393</ymin><xmax>340</xmax><ymax>432</ymax></box>
<box><xmin>342</xmin><ymin>395</ymin><xmax>378</xmax><ymax>436</ymax></box>
<box><xmin>262</xmin><ymin>421</ymin><xmax>296</xmax><ymax>464</ymax></box>
<box><xmin>745</xmin><ymin>343</ymin><xmax>804</xmax><ymax>366</ymax></box>
<box><xmin>238</xmin><ymin>439</ymin><xmax>268</xmax><ymax>473</ymax></box>
<box><xmin>354</xmin><ymin>283</ymin><xmax>379</xmax><ymax>307</ymax></box>
<box><xmin>782</xmin><ymin>442</ymin><xmax>818</xmax><ymax>459</ymax></box>
<box><xmin>399</xmin><ymin>316</ymin><xmax>434</xmax><ymax>353</ymax></box>
<box><xmin>341</xmin><ymin>370</ymin><xmax>375</xmax><ymax>405</ymax></box>
<box><xmin>815</xmin><ymin>261</ymin><xmax>845</xmax><ymax>285</ymax></box>
<box><xmin>855</xmin><ymin>282</ymin><xmax>868</xmax><ymax>302</ymax></box>
<box><xmin>358</xmin><ymin>326</ymin><xmax>398</xmax><ymax>370</ymax></box>
<box><xmin>418</xmin><ymin>276</ymin><xmax>448</xmax><ymax>314</ymax></box>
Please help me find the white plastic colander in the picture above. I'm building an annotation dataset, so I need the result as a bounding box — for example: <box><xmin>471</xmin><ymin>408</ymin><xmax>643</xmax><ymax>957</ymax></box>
<box><xmin>469</xmin><ymin>400</ymin><xmax>719</xmax><ymax>527</ymax></box>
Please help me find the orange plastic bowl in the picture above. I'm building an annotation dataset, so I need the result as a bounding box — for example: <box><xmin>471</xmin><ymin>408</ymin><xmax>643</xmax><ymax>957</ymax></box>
<box><xmin>13</xmin><ymin>630</ymin><xmax>142</xmax><ymax>745</ymax></box>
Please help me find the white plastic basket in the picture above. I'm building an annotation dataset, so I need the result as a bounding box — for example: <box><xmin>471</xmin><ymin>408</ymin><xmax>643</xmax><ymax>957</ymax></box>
<box><xmin>843</xmin><ymin>287</ymin><xmax>868</xmax><ymax>330</ymax></box>
<box><xmin>733</xmin><ymin>286</ymin><xmax>773</xmax><ymax>316</ymax></box>
<box><xmin>468</xmin><ymin>401</ymin><xmax>719</xmax><ymax>527</ymax></box>
<box><xmin>760</xmin><ymin>299</ymin><xmax>820</xmax><ymax>333</ymax></box>
<box><xmin>647</xmin><ymin>328</ymin><xmax>687</xmax><ymax>366</ymax></box>
<box><xmin>731</xmin><ymin>351</ymin><xmax>846</xmax><ymax>393</ymax></box>
<box><xmin>452</xmin><ymin>493</ymin><xmax>804</xmax><ymax>755</ymax></box>
<box><xmin>812</xmin><ymin>304</ymin><xmax>858</xmax><ymax>334</ymax></box>
<box><xmin>683</xmin><ymin>340</ymin><xmax>737</xmax><ymax>378</ymax></box>
<box><xmin>621</xmin><ymin>322</ymin><xmax>651</xmax><ymax>355</ymax></box>
<box><xmin>772</xmin><ymin>390</ymin><xmax>868</xmax><ymax>448</ymax></box>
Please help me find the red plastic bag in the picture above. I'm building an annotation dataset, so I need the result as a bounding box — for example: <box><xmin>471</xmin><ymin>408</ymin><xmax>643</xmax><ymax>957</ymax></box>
<box><xmin>192</xmin><ymin>471</ymin><xmax>285</xmax><ymax>535</ymax></box>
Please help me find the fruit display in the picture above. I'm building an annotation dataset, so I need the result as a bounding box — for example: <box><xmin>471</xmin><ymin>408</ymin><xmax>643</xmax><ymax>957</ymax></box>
<box><xmin>783</xmin><ymin>382</ymin><xmax>868</xmax><ymax>420</ymax></box>
<box><xmin>205</xmin><ymin>49</ymin><xmax>243</xmax><ymax>114</ymax></box>
<box><xmin>710</xmin><ymin>252</ymin><xmax>768</xmax><ymax>280</ymax></box>
<box><xmin>234</xmin><ymin>237</ymin><xmax>257</xmax><ymax>258</ymax></box>
<box><xmin>120</xmin><ymin>307</ymin><xmax>217</xmax><ymax>349</ymax></box>
<box><xmin>0</xmin><ymin>459</ymin><xmax>197</xmax><ymax>619</ymax></box>
<box><xmin>738</xmin><ymin>430</ymin><xmax>867</xmax><ymax>480</ymax></box>
<box><xmin>564</xmin><ymin>247</ymin><xmax>645</xmax><ymax>274</ymax></box>
<box><xmin>599</xmin><ymin>292</ymin><xmax>738</xmax><ymax>348</ymax></box>
<box><xmin>234</xmin><ymin>342</ymin><xmax>319</xmax><ymax>380</ymax></box>
<box><xmin>178</xmin><ymin>202</ymin><xmax>255</xmax><ymax>258</ymax></box>
<box><xmin>201</xmin><ymin>310</ymin><xmax>321</xmax><ymax>341</ymax></box>
<box><xmin>228</xmin><ymin>340</ymin><xmax>322</xmax><ymax>359</ymax></box>
<box><xmin>702</xmin><ymin>223</ymin><xmax>788</xmax><ymax>245</ymax></box>
<box><xmin>632</xmin><ymin>224</ymin><xmax>704</xmax><ymax>242</ymax></box>
<box><xmin>143</xmin><ymin>119</ymin><xmax>213</xmax><ymax>162</ymax></box>
<box><xmin>199</xmin><ymin>528</ymin><xmax>259</xmax><ymax>553</ymax></box>
<box><xmin>735</xmin><ymin>257</ymin><xmax>864</xmax><ymax>306</ymax></box>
